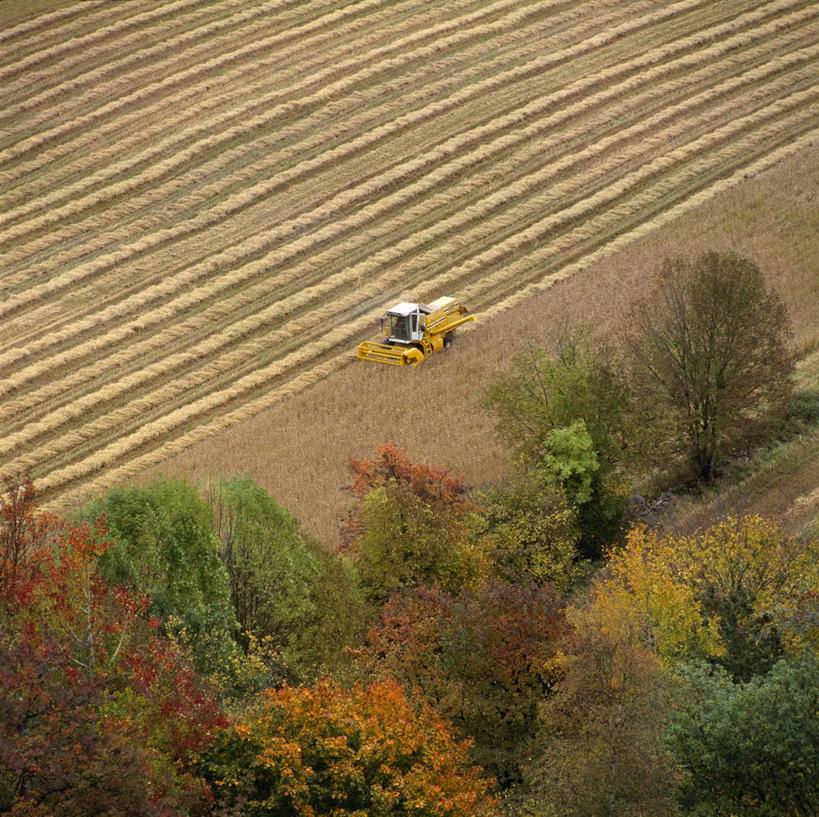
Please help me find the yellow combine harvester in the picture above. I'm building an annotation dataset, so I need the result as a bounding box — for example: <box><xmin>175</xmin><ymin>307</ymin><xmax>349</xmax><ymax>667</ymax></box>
<box><xmin>357</xmin><ymin>296</ymin><xmax>475</xmax><ymax>366</ymax></box>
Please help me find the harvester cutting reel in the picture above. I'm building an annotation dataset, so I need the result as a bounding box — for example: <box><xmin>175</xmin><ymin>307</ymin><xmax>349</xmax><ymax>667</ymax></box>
<box><xmin>357</xmin><ymin>296</ymin><xmax>475</xmax><ymax>366</ymax></box>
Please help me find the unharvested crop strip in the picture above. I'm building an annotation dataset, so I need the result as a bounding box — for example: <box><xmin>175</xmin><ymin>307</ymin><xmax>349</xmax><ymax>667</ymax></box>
<box><xmin>7</xmin><ymin>88</ymin><xmax>815</xmax><ymax>475</ymax></box>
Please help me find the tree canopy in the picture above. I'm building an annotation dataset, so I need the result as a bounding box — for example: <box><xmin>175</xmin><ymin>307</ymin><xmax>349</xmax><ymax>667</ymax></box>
<box><xmin>629</xmin><ymin>251</ymin><xmax>794</xmax><ymax>482</ymax></box>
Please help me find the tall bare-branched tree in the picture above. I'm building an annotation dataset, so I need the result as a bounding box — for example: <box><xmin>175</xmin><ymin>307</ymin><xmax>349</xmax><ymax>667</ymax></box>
<box><xmin>629</xmin><ymin>252</ymin><xmax>794</xmax><ymax>483</ymax></box>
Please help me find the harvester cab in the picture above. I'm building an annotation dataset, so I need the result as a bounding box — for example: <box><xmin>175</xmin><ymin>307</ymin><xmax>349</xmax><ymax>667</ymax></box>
<box><xmin>357</xmin><ymin>296</ymin><xmax>475</xmax><ymax>366</ymax></box>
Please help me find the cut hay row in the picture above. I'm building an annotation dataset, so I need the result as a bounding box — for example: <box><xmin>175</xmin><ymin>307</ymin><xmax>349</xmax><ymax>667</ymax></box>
<box><xmin>0</xmin><ymin>0</ymin><xmax>567</xmax><ymax>241</ymax></box>
<box><xmin>0</xmin><ymin>0</ymin><xmax>773</xmax><ymax>318</ymax></box>
<box><xmin>1</xmin><ymin>0</ymin><xmax>814</xmax><ymax>510</ymax></box>
<box><xmin>30</xmin><ymin>114</ymin><xmax>816</xmax><ymax>503</ymax></box>
<box><xmin>0</xmin><ymin>0</ymin><xmax>214</xmax><ymax>87</ymax></box>
<box><xmin>0</xmin><ymin>0</ymin><xmax>541</xmax><ymax>173</ymax></box>
<box><xmin>0</xmin><ymin>2</ymin><xmax>129</xmax><ymax>61</ymax></box>
<box><xmin>1</xmin><ymin>3</ymin><xmax>811</xmax><ymax>378</ymax></box>
<box><xmin>0</xmin><ymin>0</ymin><xmax>422</xmax><ymax>187</ymax></box>
<box><xmin>0</xmin><ymin>2</ymin><xmax>100</xmax><ymax>44</ymax></box>
<box><xmin>479</xmin><ymin>127</ymin><xmax>819</xmax><ymax>325</ymax></box>
<box><xmin>455</xmin><ymin>110</ymin><xmax>819</xmax><ymax>310</ymax></box>
<box><xmin>0</xmin><ymin>0</ymin><xmax>274</xmax><ymax>124</ymax></box>
<box><xmin>2</xmin><ymin>46</ymin><xmax>812</xmax><ymax>421</ymax></box>
<box><xmin>0</xmin><ymin>0</ymin><xmax>579</xmax><ymax>254</ymax></box>
<box><xmin>0</xmin><ymin>0</ymin><xmax>405</xmax><ymax>138</ymax></box>
<box><xmin>0</xmin><ymin>0</ymin><xmax>654</xmax><ymax>295</ymax></box>
<box><xmin>6</xmin><ymin>85</ymin><xmax>815</xmax><ymax>479</ymax></box>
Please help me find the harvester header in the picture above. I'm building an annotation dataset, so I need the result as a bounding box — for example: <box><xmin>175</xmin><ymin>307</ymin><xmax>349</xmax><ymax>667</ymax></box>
<box><xmin>357</xmin><ymin>296</ymin><xmax>475</xmax><ymax>366</ymax></box>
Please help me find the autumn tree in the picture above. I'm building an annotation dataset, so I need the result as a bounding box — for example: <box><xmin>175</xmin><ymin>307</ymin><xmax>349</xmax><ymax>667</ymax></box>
<box><xmin>200</xmin><ymin>678</ymin><xmax>495</xmax><ymax>816</ymax></box>
<box><xmin>0</xmin><ymin>506</ymin><xmax>225</xmax><ymax>815</ymax></box>
<box><xmin>484</xmin><ymin>336</ymin><xmax>630</xmax><ymax>556</ymax></box>
<box><xmin>0</xmin><ymin>472</ymin><xmax>56</xmax><ymax>596</ymax></box>
<box><xmin>525</xmin><ymin>595</ymin><xmax>682</xmax><ymax>817</ymax></box>
<box><xmin>341</xmin><ymin>442</ymin><xmax>489</xmax><ymax>602</ymax></box>
<box><xmin>354</xmin><ymin>580</ymin><xmax>567</xmax><ymax>787</ymax></box>
<box><xmin>629</xmin><ymin>251</ymin><xmax>794</xmax><ymax>483</ymax></box>
<box><xmin>596</xmin><ymin>516</ymin><xmax>817</xmax><ymax>676</ymax></box>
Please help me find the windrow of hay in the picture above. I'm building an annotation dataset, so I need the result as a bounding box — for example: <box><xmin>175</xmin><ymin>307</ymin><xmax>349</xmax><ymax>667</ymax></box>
<box><xmin>42</xmin><ymin>134</ymin><xmax>818</xmax><ymax>518</ymax></box>
<box><xmin>2</xmin><ymin>0</ymin><xmax>800</xmax><ymax>334</ymax></box>
<box><xmin>0</xmin><ymin>0</ymin><xmax>276</xmax><ymax>126</ymax></box>
<box><xmin>0</xmin><ymin>1</ymin><xmax>104</xmax><ymax>53</ymax></box>
<box><xmin>3</xmin><ymin>0</ymin><xmax>800</xmax><ymax>298</ymax></box>
<box><xmin>0</xmin><ymin>0</ymin><xmax>539</xmax><ymax>171</ymax></box>
<box><xmin>0</xmin><ymin>0</ymin><xmax>214</xmax><ymax>88</ymax></box>
<box><xmin>0</xmin><ymin>0</ymin><xmax>419</xmax><ymax>148</ymax></box>
<box><xmin>0</xmin><ymin>0</ymin><xmax>570</xmax><ymax>241</ymax></box>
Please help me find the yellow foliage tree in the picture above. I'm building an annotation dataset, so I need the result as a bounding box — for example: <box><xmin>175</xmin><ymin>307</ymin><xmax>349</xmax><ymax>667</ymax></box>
<box><xmin>598</xmin><ymin>516</ymin><xmax>817</xmax><ymax>675</ymax></box>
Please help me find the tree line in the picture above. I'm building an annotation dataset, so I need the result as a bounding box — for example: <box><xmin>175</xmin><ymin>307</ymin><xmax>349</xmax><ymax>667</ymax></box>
<box><xmin>1</xmin><ymin>252</ymin><xmax>816</xmax><ymax>816</ymax></box>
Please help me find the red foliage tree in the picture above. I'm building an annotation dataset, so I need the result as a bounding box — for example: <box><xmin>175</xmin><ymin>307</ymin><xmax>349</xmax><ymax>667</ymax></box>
<box><xmin>0</xmin><ymin>473</ymin><xmax>56</xmax><ymax>597</ymax></box>
<box><xmin>354</xmin><ymin>580</ymin><xmax>568</xmax><ymax>786</ymax></box>
<box><xmin>339</xmin><ymin>443</ymin><xmax>488</xmax><ymax>600</ymax></box>
<box><xmin>0</xmin><ymin>480</ymin><xmax>225</xmax><ymax>816</ymax></box>
<box><xmin>339</xmin><ymin>440</ymin><xmax>475</xmax><ymax>546</ymax></box>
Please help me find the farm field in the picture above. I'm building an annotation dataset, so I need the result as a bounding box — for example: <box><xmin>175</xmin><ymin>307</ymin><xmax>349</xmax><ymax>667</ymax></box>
<box><xmin>1</xmin><ymin>0</ymin><xmax>817</xmax><ymax>526</ymax></box>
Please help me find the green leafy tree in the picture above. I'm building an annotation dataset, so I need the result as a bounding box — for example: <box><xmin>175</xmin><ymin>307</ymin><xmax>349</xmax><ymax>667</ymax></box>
<box><xmin>83</xmin><ymin>477</ymin><xmax>235</xmax><ymax>667</ymax></box>
<box><xmin>629</xmin><ymin>251</ymin><xmax>794</xmax><ymax>482</ymax></box>
<box><xmin>200</xmin><ymin>678</ymin><xmax>495</xmax><ymax>816</ymax></box>
<box><xmin>667</xmin><ymin>654</ymin><xmax>819</xmax><ymax>817</ymax></box>
<box><xmin>207</xmin><ymin>476</ymin><xmax>318</xmax><ymax>661</ymax></box>
<box><xmin>485</xmin><ymin>336</ymin><xmax>630</xmax><ymax>468</ymax></box>
<box><xmin>342</xmin><ymin>442</ymin><xmax>489</xmax><ymax>603</ymax></box>
<box><xmin>478</xmin><ymin>470</ymin><xmax>580</xmax><ymax>591</ymax></box>
<box><xmin>485</xmin><ymin>337</ymin><xmax>629</xmax><ymax>556</ymax></box>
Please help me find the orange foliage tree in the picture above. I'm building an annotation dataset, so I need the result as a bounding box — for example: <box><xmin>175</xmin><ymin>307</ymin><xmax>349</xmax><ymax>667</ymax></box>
<box><xmin>200</xmin><ymin>678</ymin><xmax>495</xmax><ymax>816</ymax></box>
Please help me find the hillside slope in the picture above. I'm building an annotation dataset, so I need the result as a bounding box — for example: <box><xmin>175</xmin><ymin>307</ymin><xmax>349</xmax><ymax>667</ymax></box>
<box><xmin>1</xmin><ymin>0</ymin><xmax>816</xmax><ymax>517</ymax></box>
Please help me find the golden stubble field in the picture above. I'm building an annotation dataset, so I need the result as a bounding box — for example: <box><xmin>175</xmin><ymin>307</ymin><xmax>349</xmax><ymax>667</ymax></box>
<box><xmin>0</xmin><ymin>0</ymin><xmax>817</xmax><ymax>541</ymax></box>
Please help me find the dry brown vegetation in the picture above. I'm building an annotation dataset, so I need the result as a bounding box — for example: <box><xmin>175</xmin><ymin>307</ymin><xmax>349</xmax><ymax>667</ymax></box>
<box><xmin>0</xmin><ymin>0</ymin><xmax>816</xmax><ymax>541</ymax></box>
